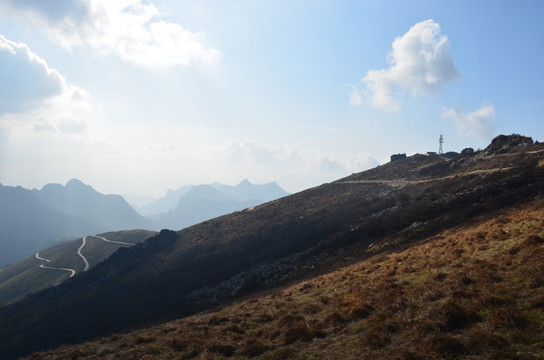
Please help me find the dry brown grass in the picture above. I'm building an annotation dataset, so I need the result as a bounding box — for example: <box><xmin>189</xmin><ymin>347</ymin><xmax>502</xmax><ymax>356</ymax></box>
<box><xmin>23</xmin><ymin>198</ymin><xmax>544</xmax><ymax>359</ymax></box>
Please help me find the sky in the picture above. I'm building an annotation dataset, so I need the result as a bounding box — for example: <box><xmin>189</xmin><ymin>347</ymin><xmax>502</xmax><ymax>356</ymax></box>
<box><xmin>0</xmin><ymin>0</ymin><xmax>543</xmax><ymax>198</ymax></box>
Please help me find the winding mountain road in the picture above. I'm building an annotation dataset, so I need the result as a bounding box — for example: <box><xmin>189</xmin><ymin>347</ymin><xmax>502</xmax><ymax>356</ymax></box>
<box><xmin>35</xmin><ymin>253</ymin><xmax>76</xmax><ymax>278</ymax></box>
<box><xmin>339</xmin><ymin>167</ymin><xmax>515</xmax><ymax>189</ymax></box>
<box><xmin>91</xmin><ymin>235</ymin><xmax>132</xmax><ymax>246</ymax></box>
<box><xmin>77</xmin><ymin>237</ymin><xmax>90</xmax><ymax>272</ymax></box>
<box><xmin>37</xmin><ymin>234</ymin><xmax>134</xmax><ymax>277</ymax></box>
<box><xmin>77</xmin><ymin>235</ymin><xmax>133</xmax><ymax>272</ymax></box>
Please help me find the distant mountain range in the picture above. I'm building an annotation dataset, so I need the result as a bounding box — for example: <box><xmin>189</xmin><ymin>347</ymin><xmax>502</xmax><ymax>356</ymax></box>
<box><xmin>131</xmin><ymin>185</ymin><xmax>193</xmax><ymax>217</ymax></box>
<box><xmin>0</xmin><ymin>184</ymin><xmax>103</xmax><ymax>268</ymax></box>
<box><xmin>32</xmin><ymin>179</ymin><xmax>155</xmax><ymax>231</ymax></box>
<box><xmin>0</xmin><ymin>179</ymin><xmax>289</xmax><ymax>267</ymax></box>
<box><xmin>131</xmin><ymin>179</ymin><xmax>288</xmax><ymax>218</ymax></box>
<box><xmin>158</xmin><ymin>180</ymin><xmax>290</xmax><ymax>229</ymax></box>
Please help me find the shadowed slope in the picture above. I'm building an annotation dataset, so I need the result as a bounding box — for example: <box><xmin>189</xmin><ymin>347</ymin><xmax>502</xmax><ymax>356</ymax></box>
<box><xmin>23</xmin><ymin>198</ymin><xmax>544</xmax><ymax>359</ymax></box>
<box><xmin>1</xmin><ymin>135</ymin><xmax>543</xmax><ymax>359</ymax></box>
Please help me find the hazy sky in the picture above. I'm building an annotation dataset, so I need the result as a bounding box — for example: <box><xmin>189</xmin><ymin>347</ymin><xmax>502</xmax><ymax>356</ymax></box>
<box><xmin>0</xmin><ymin>0</ymin><xmax>543</xmax><ymax>197</ymax></box>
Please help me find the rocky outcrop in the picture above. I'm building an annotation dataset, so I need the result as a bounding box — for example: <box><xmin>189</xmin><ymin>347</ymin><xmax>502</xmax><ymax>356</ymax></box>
<box><xmin>485</xmin><ymin>134</ymin><xmax>533</xmax><ymax>154</ymax></box>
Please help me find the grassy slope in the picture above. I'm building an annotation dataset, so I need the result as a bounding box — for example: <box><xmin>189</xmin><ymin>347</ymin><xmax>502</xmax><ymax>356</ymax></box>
<box><xmin>24</xmin><ymin>198</ymin><xmax>544</xmax><ymax>360</ymax></box>
<box><xmin>0</xmin><ymin>230</ymin><xmax>157</xmax><ymax>305</ymax></box>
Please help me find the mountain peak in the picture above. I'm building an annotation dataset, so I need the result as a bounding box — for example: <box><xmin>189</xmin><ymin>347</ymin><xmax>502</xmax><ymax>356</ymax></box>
<box><xmin>237</xmin><ymin>179</ymin><xmax>252</xmax><ymax>187</ymax></box>
<box><xmin>65</xmin><ymin>178</ymin><xmax>88</xmax><ymax>189</ymax></box>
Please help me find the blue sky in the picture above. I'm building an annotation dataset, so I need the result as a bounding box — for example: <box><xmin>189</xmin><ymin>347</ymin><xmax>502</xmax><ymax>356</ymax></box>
<box><xmin>0</xmin><ymin>0</ymin><xmax>543</xmax><ymax>197</ymax></box>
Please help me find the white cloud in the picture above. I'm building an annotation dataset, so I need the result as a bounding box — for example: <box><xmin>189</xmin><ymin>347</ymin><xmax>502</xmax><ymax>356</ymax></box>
<box><xmin>347</xmin><ymin>84</ymin><xmax>364</xmax><ymax>106</ymax></box>
<box><xmin>217</xmin><ymin>139</ymin><xmax>277</xmax><ymax>164</ymax></box>
<box><xmin>146</xmin><ymin>142</ymin><xmax>179</xmax><ymax>152</ymax></box>
<box><xmin>352</xmin><ymin>19</ymin><xmax>458</xmax><ymax>111</ymax></box>
<box><xmin>32</xmin><ymin>119</ymin><xmax>58</xmax><ymax>133</ymax></box>
<box><xmin>0</xmin><ymin>35</ymin><xmax>91</xmax><ymax>133</ymax></box>
<box><xmin>442</xmin><ymin>103</ymin><xmax>496</xmax><ymax>138</ymax></box>
<box><xmin>56</xmin><ymin>116</ymin><xmax>88</xmax><ymax>134</ymax></box>
<box><xmin>0</xmin><ymin>0</ymin><xmax>221</xmax><ymax>70</ymax></box>
<box><xmin>0</xmin><ymin>35</ymin><xmax>64</xmax><ymax>115</ymax></box>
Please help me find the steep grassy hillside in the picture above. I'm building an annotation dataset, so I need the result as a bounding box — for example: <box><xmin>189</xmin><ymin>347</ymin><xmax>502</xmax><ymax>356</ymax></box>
<box><xmin>1</xmin><ymin>135</ymin><xmax>543</xmax><ymax>359</ymax></box>
<box><xmin>0</xmin><ymin>230</ymin><xmax>156</xmax><ymax>305</ymax></box>
<box><xmin>23</xmin><ymin>198</ymin><xmax>544</xmax><ymax>359</ymax></box>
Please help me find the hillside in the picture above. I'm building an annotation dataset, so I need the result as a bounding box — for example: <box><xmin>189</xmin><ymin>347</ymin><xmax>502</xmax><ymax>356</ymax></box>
<box><xmin>23</xmin><ymin>197</ymin><xmax>544</xmax><ymax>359</ymax></box>
<box><xmin>0</xmin><ymin>230</ymin><xmax>157</xmax><ymax>306</ymax></box>
<box><xmin>1</xmin><ymin>134</ymin><xmax>543</xmax><ymax>359</ymax></box>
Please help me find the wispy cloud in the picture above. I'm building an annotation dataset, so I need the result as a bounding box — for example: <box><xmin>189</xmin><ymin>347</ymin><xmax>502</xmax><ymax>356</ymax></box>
<box><xmin>0</xmin><ymin>0</ymin><xmax>221</xmax><ymax>70</ymax></box>
<box><xmin>442</xmin><ymin>103</ymin><xmax>496</xmax><ymax>138</ymax></box>
<box><xmin>351</xmin><ymin>19</ymin><xmax>458</xmax><ymax>111</ymax></box>
<box><xmin>211</xmin><ymin>139</ymin><xmax>378</xmax><ymax>191</ymax></box>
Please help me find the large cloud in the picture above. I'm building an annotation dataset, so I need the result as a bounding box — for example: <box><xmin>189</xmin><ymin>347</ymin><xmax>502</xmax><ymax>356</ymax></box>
<box><xmin>0</xmin><ymin>35</ymin><xmax>65</xmax><ymax>115</ymax></box>
<box><xmin>0</xmin><ymin>35</ymin><xmax>90</xmax><ymax>132</ymax></box>
<box><xmin>442</xmin><ymin>103</ymin><xmax>496</xmax><ymax>138</ymax></box>
<box><xmin>352</xmin><ymin>19</ymin><xmax>458</xmax><ymax>111</ymax></box>
<box><xmin>0</xmin><ymin>0</ymin><xmax>221</xmax><ymax>69</ymax></box>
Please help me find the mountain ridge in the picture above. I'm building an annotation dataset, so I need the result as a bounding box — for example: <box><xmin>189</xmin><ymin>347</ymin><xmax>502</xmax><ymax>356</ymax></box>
<box><xmin>1</xmin><ymin>134</ymin><xmax>543</xmax><ymax>359</ymax></box>
<box><xmin>32</xmin><ymin>178</ymin><xmax>155</xmax><ymax>231</ymax></box>
<box><xmin>132</xmin><ymin>179</ymin><xmax>288</xmax><ymax>217</ymax></box>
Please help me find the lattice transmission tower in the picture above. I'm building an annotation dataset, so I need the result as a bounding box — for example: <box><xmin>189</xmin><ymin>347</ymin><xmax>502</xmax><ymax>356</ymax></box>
<box><xmin>439</xmin><ymin>134</ymin><xmax>444</xmax><ymax>155</ymax></box>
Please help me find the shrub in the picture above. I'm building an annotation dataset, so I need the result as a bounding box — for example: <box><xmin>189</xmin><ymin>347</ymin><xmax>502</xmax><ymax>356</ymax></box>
<box><xmin>167</xmin><ymin>338</ymin><xmax>190</xmax><ymax>351</ymax></box>
<box><xmin>490</xmin><ymin>307</ymin><xmax>529</xmax><ymax>330</ymax></box>
<box><xmin>323</xmin><ymin>311</ymin><xmax>345</xmax><ymax>328</ymax></box>
<box><xmin>225</xmin><ymin>324</ymin><xmax>245</xmax><ymax>334</ymax></box>
<box><xmin>261</xmin><ymin>347</ymin><xmax>297</xmax><ymax>360</ymax></box>
<box><xmin>134</xmin><ymin>335</ymin><xmax>154</xmax><ymax>344</ymax></box>
<box><xmin>440</xmin><ymin>302</ymin><xmax>482</xmax><ymax>331</ymax></box>
<box><xmin>282</xmin><ymin>325</ymin><xmax>326</xmax><ymax>345</ymax></box>
<box><xmin>524</xmin><ymin>234</ymin><xmax>544</xmax><ymax>245</ymax></box>
<box><xmin>341</xmin><ymin>293</ymin><xmax>374</xmax><ymax>319</ymax></box>
<box><xmin>239</xmin><ymin>338</ymin><xmax>271</xmax><ymax>357</ymax></box>
<box><xmin>207</xmin><ymin>342</ymin><xmax>236</xmax><ymax>356</ymax></box>
<box><xmin>362</xmin><ymin>331</ymin><xmax>391</xmax><ymax>349</ymax></box>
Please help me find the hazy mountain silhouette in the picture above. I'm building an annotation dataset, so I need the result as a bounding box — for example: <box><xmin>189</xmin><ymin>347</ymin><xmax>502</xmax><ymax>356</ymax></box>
<box><xmin>0</xmin><ymin>184</ymin><xmax>104</xmax><ymax>267</ymax></box>
<box><xmin>159</xmin><ymin>184</ymin><xmax>260</xmax><ymax>229</ymax></box>
<box><xmin>158</xmin><ymin>180</ymin><xmax>289</xmax><ymax>229</ymax></box>
<box><xmin>32</xmin><ymin>179</ymin><xmax>156</xmax><ymax>231</ymax></box>
<box><xmin>0</xmin><ymin>179</ymin><xmax>158</xmax><ymax>266</ymax></box>
<box><xmin>132</xmin><ymin>185</ymin><xmax>193</xmax><ymax>217</ymax></box>
<box><xmin>212</xmin><ymin>179</ymin><xmax>289</xmax><ymax>202</ymax></box>
<box><xmin>134</xmin><ymin>180</ymin><xmax>288</xmax><ymax>218</ymax></box>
